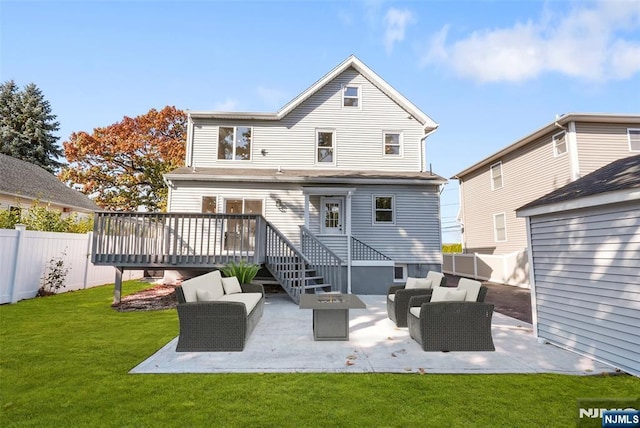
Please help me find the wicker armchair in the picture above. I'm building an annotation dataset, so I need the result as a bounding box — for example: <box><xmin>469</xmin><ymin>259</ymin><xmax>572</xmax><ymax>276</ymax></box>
<box><xmin>387</xmin><ymin>271</ymin><xmax>447</xmax><ymax>327</ymax></box>
<box><xmin>406</xmin><ymin>284</ymin><xmax>495</xmax><ymax>352</ymax></box>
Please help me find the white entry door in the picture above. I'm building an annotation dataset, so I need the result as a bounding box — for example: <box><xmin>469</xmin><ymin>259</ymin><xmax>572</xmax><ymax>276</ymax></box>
<box><xmin>321</xmin><ymin>197</ymin><xmax>344</xmax><ymax>234</ymax></box>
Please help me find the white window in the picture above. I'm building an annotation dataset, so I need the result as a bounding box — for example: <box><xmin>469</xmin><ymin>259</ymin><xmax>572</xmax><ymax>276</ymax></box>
<box><xmin>394</xmin><ymin>264</ymin><xmax>407</xmax><ymax>283</ymax></box>
<box><xmin>218</xmin><ymin>126</ymin><xmax>252</xmax><ymax>160</ymax></box>
<box><xmin>383</xmin><ymin>131</ymin><xmax>402</xmax><ymax>156</ymax></box>
<box><xmin>490</xmin><ymin>162</ymin><xmax>503</xmax><ymax>190</ymax></box>
<box><xmin>628</xmin><ymin>128</ymin><xmax>640</xmax><ymax>152</ymax></box>
<box><xmin>493</xmin><ymin>213</ymin><xmax>507</xmax><ymax>242</ymax></box>
<box><xmin>553</xmin><ymin>131</ymin><xmax>567</xmax><ymax>156</ymax></box>
<box><xmin>373</xmin><ymin>195</ymin><xmax>395</xmax><ymax>224</ymax></box>
<box><xmin>201</xmin><ymin>196</ymin><xmax>217</xmax><ymax>213</ymax></box>
<box><xmin>316</xmin><ymin>129</ymin><xmax>335</xmax><ymax>164</ymax></box>
<box><xmin>342</xmin><ymin>85</ymin><xmax>360</xmax><ymax>108</ymax></box>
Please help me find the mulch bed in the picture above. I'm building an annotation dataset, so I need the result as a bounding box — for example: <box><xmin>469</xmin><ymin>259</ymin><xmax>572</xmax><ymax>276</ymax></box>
<box><xmin>111</xmin><ymin>284</ymin><xmax>178</xmax><ymax>312</ymax></box>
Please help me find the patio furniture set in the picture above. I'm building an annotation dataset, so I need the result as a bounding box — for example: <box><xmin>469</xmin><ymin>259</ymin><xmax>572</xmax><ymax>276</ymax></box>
<box><xmin>174</xmin><ymin>270</ymin><xmax>495</xmax><ymax>353</ymax></box>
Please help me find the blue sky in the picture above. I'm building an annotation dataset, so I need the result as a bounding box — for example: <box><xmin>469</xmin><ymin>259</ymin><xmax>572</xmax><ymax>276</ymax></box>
<box><xmin>2</xmin><ymin>0</ymin><xmax>640</xmax><ymax>242</ymax></box>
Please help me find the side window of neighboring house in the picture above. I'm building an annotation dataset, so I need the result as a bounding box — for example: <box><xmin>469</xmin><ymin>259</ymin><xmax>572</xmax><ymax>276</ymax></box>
<box><xmin>218</xmin><ymin>126</ymin><xmax>252</xmax><ymax>160</ymax></box>
<box><xmin>490</xmin><ymin>161</ymin><xmax>503</xmax><ymax>190</ymax></box>
<box><xmin>342</xmin><ymin>85</ymin><xmax>360</xmax><ymax>108</ymax></box>
<box><xmin>493</xmin><ymin>213</ymin><xmax>507</xmax><ymax>242</ymax></box>
<box><xmin>553</xmin><ymin>131</ymin><xmax>567</xmax><ymax>156</ymax></box>
<box><xmin>202</xmin><ymin>196</ymin><xmax>217</xmax><ymax>213</ymax></box>
<box><xmin>383</xmin><ymin>131</ymin><xmax>402</xmax><ymax>156</ymax></box>
<box><xmin>373</xmin><ymin>195</ymin><xmax>395</xmax><ymax>225</ymax></box>
<box><xmin>628</xmin><ymin>128</ymin><xmax>640</xmax><ymax>152</ymax></box>
<box><xmin>316</xmin><ymin>129</ymin><xmax>335</xmax><ymax>164</ymax></box>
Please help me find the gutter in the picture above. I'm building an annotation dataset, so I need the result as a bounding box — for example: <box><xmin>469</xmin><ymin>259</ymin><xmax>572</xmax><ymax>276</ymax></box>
<box><xmin>420</xmin><ymin>124</ymin><xmax>440</xmax><ymax>173</ymax></box>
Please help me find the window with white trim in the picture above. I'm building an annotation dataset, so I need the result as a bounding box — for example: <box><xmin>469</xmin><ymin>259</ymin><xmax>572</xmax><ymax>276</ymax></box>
<box><xmin>373</xmin><ymin>195</ymin><xmax>395</xmax><ymax>224</ymax></box>
<box><xmin>316</xmin><ymin>129</ymin><xmax>335</xmax><ymax>164</ymax></box>
<box><xmin>553</xmin><ymin>131</ymin><xmax>567</xmax><ymax>156</ymax></box>
<box><xmin>490</xmin><ymin>162</ymin><xmax>503</xmax><ymax>190</ymax></box>
<box><xmin>493</xmin><ymin>213</ymin><xmax>507</xmax><ymax>242</ymax></box>
<box><xmin>383</xmin><ymin>131</ymin><xmax>402</xmax><ymax>156</ymax></box>
<box><xmin>342</xmin><ymin>85</ymin><xmax>360</xmax><ymax>108</ymax></box>
<box><xmin>394</xmin><ymin>264</ymin><xmax>407</xmax><ymax>283</ymax></box>
<box><xmin>218</xmin><ymin>126</ymin><xmax>252</xmax><ymax>160</ymax></box>
<box><xmin>628</xmin><ymin>128</ymin><xmax>640</xmax><ymax>152</ymax></box>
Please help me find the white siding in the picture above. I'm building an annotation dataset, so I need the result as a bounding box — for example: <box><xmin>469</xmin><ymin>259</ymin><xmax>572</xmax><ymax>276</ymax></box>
<box><xmin>189</xmin><ymin>68</ymin><xmax>426</xmax><ymax>171</ymax></box>
<box><xmin>529</xmin><ymin>201</ymin><xmax>640</xmax><ymax>376</ymax></box>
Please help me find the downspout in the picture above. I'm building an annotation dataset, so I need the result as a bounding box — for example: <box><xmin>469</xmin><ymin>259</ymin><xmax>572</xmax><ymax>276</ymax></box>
<box><xmin>186</xmin><ymin>114</ymin><xmax>194</xmax><ymax>167</ymax></box>
<box><xmin>420</xmin><ymin>124</ymin><xmax>440</xmax><ymax>172</ymax></box>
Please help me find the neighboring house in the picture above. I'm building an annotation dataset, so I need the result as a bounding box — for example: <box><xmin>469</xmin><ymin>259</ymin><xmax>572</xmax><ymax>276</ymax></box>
<box><xmin>156</xmin><ymin>55</ymin><xmax>446</xmax><ymax>296</ymax></box>
<box><xmin>454</xmin><ymin>113</ymin><xmax>640</xmax><ymax>255</ymax></box>
<box><xmin>0</xmin><ymin>153</ymin><xmax>99</xmax><ymax>218</ymax></box>
<box><xmin>516</xmin><ymin>155</ymin><xmax>640</xmax><ymax>377</ymax></box>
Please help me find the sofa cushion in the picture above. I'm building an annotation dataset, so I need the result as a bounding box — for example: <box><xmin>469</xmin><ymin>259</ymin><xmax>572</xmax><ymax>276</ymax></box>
<box><xmin>222</xmin><ymin>276</ymin><xmax>242</xmax><ymax>295</ymax></box>
<box><xmin>431</xmin><ymin>287</ymin><xmax>467</xmax><ymax>302</ymax></box>
<box><xmin>218</xmin><ymin>293</ymin><xmax>262</xmax><ymax>314</ymax></box>
<box><xmin>180</xmin><ymin>270</ymin><xmax>224</xmax><ymax>303</ymax></box>
<box><xmin>196</xmin><ymin>288</ymin><xmax>218</xmax><ymax>302</ymax></box>
<box><xmin>458</xmin><ymin>278</ymin><xmax>482</xmax><ymax>302</ymax></box>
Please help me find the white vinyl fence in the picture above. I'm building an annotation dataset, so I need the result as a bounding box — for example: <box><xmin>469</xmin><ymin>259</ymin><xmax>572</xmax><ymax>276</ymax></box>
<box><xmin>443</xmin><ymin>249</ymin><xmax>530</xmax><ymax>288</ymax></box>
<box><xmin>0</xmin><ymin>225</ymin><xmax>143</xmax><ymax>304</ymax></box>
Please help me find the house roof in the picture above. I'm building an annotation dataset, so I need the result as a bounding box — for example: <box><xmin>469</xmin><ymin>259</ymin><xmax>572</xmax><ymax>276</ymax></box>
<box><xmin>516</xmin><ymin>154</ymin><xmax>640</xmax><ymax>217</ymax></box>
<box><xmin>0</xmin><ymin>154</ymin><xmax>99</xmax><ymax>212</ymax></box>
<box><xmin>187</xmin><ymin>55</ymin><xmax>438</xmax><ymax>130</ymax></box>
<box><xmin>165</xmin><ymin>167</ymin><xmax>447</xmax><ymax>186</ymax></box>
<box><xmin>453</xmin><ymin>113</ymin><xmax>640</xmax><ymax>179</ymax></box>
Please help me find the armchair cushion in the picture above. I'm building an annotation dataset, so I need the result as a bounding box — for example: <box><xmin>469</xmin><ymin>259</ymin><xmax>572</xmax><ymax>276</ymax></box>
<box><xmin>426</xmin><ymin>271</ymin><xmax>446</xmax><ymax>287</ymax></box>
<box><xmin>458</xmin><ymin>278</ymin><xmax>482</xmax><ymax>302</ymax></box>
<box><xmin>405</xmin><ymin>278</ymin><xmax>432</xmax><ymax>290</ymax></box>
<box><xmin>222</xmin><ymin>276</ymin><xmax>242</xmax><ymax>295</ymax></box>
<box><xmin>431</xmin><ymin>287</ymin><xmax>467</xmax><ymax>302</ymax></box>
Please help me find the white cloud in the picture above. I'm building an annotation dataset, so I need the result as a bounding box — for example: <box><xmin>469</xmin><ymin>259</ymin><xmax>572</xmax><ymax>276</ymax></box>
<box><xmin>384</xmin><ymin>7</ymin><xmax>415</xmax><ymax>53</ymax></box>
<box><xmin>213</xmin><ymin>98</ymin><xmax>239</xmax><ymax>111</ymax></box>
<box><xmin>420</xmin><ymin>1</ymin><xmax>640</xmax><ymax>83</ymax></box>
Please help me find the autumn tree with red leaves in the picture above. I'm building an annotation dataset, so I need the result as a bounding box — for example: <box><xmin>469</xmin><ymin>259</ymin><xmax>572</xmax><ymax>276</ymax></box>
<box><xmin>60</xmin><ymin>106</ymin><xmax>186</xmax><ymax>211</ymax></box>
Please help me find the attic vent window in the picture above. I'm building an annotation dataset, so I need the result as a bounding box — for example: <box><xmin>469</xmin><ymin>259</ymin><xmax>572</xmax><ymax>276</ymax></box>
<box><xmin>628</xmin><ymin>128</ymin><xmax>640</xmax><ymax>152</ymax></box>
<box><xmin>342</xmin><ymin>85</ymin><xmax>360</xmax><ymax>108</ymax></box>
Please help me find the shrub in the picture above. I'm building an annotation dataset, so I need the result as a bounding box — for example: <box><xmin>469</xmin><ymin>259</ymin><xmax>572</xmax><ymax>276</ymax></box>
<box><xmin>220</xmin><ymin>260</ymin><xmax>260</xmax><ymax>284</ymax></box>
<box><xmin>0</xmin><ymin>202</ymin><xmax>94</xmax><ymax>233</ymax></box>
<box><xmin>0</xmin><ymin>208</ymin><xmax>20</xmax><ymax>229</ymax></box>
<box><xmin>37</xmin><ymin>250</ymin><xmax>70</xmax><ymax>296</ymax></box>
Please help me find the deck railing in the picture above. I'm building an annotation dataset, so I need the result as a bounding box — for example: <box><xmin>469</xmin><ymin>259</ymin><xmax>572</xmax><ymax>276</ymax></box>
<box><xmin>92</xmin><ymin>211</ymin><xmax>264</xmax><ymax>267</ymax></box>
<box><xmin>300</xmin><ymin>226</ymin><xmax>342</xmax><ymax>292</ymax></box>
<box><xmin>350</xmin><ymin>236</ymin><xmax>392</xmax><ymax>261</ymax></box>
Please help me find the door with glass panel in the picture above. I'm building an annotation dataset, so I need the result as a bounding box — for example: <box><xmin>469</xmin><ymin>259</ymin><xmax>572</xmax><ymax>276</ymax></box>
<box><xmin>321</xmin><ymin>197</ymin><xmax>344</xmax><ymax>234</ymax></box>
<box><xmin>224</xmin><ymin>199</ymin><xmax>262</xmax><ymax>251</ymax></box>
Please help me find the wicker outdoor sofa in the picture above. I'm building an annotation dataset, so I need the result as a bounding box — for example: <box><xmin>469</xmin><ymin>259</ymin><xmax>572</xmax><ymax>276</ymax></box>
<box><xmin>406</xmin><ymin>279</ymin><xmax>495</xmax><ymax>352</ymax></box>
<box><xmin>175</xmin><ymin>270</ymin><xmax>265</xmax><ymax>352</ymax></box>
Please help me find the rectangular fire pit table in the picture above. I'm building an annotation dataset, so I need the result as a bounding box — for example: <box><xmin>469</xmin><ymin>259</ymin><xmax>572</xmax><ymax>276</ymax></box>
<box><xmin>299</xmin><ymin>293</ymin><xmax>366</xmax><ymax>341</ymax></box>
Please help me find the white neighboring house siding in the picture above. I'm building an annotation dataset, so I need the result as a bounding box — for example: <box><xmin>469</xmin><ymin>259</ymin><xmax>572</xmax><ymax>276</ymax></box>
<box><xmin>0</xmin><ymin>194</ymin><xmax>91</xmax><ymax>219</ymax></box>
<box><xmin>528</xmin><ymin>201</ymin><xmax>640</xmax><ymax>376</ymax></box>
<box><xmin>189</xmin><ymin>69</ymin><xmax>425</xmax><ymax>172</ymax></box>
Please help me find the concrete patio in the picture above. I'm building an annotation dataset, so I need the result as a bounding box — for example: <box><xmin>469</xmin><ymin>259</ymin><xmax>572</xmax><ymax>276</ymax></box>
<box><xmin>131</xmin><ymin>294</ymin><xmax>618</xmax><ymax>375</ymax></box>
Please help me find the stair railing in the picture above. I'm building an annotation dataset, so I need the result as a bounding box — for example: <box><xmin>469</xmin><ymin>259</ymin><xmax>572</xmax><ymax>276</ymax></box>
<box><xmin>300</xmin><ymin>226</ymin><xmax>343</xmax><ymax>293</ymax></box>
<box><xmin>264</xmin><ymin>221</ymin><xmax>309</xmax><ymax>303</ymax></box>
<box><xmin>350</xmin><ymin>236</ymin><xmax>392</xmax><ymax>261</ymax></box>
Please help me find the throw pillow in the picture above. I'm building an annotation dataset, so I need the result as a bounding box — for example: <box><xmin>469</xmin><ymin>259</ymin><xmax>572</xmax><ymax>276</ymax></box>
<box><xmin>196</xmin><ymin>288</ymin><xmax>217</xmax><ymax>302</ymax></box>
<box><xmin>222</xmin><ymin>276</ymin><xmax>243</xmax><ymax>294</ymax></box>
<box><xmin>431</xmin><ymin>287</ymin><xmax>467</xmax><ymax>302</ymax></box>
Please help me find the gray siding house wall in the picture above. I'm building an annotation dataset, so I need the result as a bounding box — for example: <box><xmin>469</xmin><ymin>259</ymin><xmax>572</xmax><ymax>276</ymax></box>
<box><xmin>165</xmin><ymin>56</ymin><xmax>446</xmax><ymax>293</ymax></box>
<box><xmin>518</xmin><ymin>155</ymin><xmax>640</xmax><ymax>377</ymax></box>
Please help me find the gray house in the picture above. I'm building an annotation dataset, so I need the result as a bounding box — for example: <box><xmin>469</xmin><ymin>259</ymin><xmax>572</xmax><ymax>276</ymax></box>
<box><xmin>517</xmin><ymin>155</ymin><xmax>640</xmax><ymax>376</ymax></box>
<box><xmin>0</xmin><ymin>153</ymin><xmax>99</xmax><ymax>217</ymax></box>
<box><xmin>92</xmin><ymin>55</ymin><xmax>446</xmax><ymax>302</ymax></box>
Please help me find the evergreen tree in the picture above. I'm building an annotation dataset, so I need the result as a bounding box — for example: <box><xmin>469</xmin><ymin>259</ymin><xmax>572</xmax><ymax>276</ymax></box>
<box><xmin>0</xmin><ymin>80</ymin><xmax>63</xmax><ymax>173</ymax></box>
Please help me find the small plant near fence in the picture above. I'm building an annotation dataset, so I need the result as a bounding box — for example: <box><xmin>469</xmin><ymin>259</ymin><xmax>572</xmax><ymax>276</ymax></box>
<box><xmin>221</xmin><ymin>261</ymin><xmax>260</xmax><ymax>284</ymax></box>
<box><xmin>442</xmin><ymin>243</ymin><xmax>462</xmax><ymax>253</ymax></box>
<box><xmin>37</xmin><ymin>250</ymin><xmax>70</xmax><ymax>297</ymax></box>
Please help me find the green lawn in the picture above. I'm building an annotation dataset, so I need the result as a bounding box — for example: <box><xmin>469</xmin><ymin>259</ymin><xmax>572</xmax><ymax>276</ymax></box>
<box><xmin>1</xmin><ymin>281</ymin><xmax>637</xmax><ymax>427</ymax></box>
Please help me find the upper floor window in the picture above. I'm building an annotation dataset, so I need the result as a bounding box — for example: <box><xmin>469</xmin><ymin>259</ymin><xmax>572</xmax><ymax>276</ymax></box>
<box><xmin>373</xmin><ymin>195</ymin><xmax>395</xmax><ymax>225</ymax></box>
<box><xmin>490</xmin><ymin>161</ymin><xmax>503</xmax><ymax>190</ymax></box>
<box><xmin>628</xmin><ymin>128</ymin><xmax>640</xmax><ymax>152</ymax></box>
<box><xmin>201</xmin><ymin>196</ymin><xmax>217</xmax><ymax>213</ymax></box>
<box><xmin>218</xmin><ymin>126</ymin><xmax>252</xmax><ymax>160</ymax></box>
<box><xmin>493</xmin><ymin>212</ymin><xmax>507</xmax><ymax>242</ymax></box>
<box><xmin>553</xmin><ymin>131</ymin><xmax>567</xmax><ymax>156</ymax></box>
<box><xmin>342</xmin><ymin>85</ymin><xmax>360</xmax><ymax>108</ymax></box>
<box><xmin>383</xmin><ymin>131</ymin><xmax>402</xmax><ymax>156</ymax></box>
<box><xmin>316</xmin><ymin>130</ymin><xmax>335</xmax><ymax>164</ymax></box>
